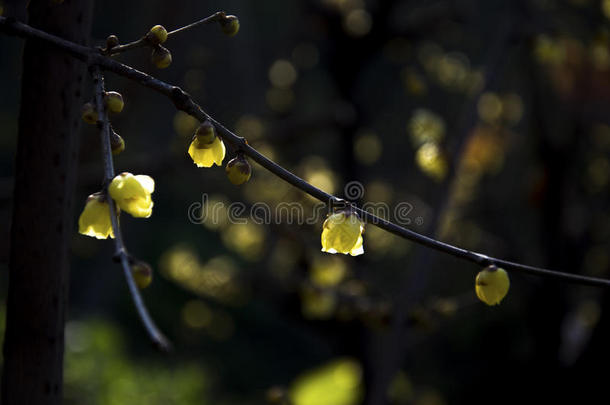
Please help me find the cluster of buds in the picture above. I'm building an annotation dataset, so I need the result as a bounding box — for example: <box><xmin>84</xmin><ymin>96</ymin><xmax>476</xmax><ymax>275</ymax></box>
<box><xmin>144</xmin><ymin>14</ymin><xmax>240</xmax><ymax>68</ymax></box>
<box><xmin>104</xmin><ymin>25</ymin><xmax>171</xmax><ymax>68</ymax></box>
<box><xmin>102</xmin><ymin>12</ymin><xmax>240</xmax><ymax>70</ymax></box>
<box><xmin>145</xmin><ymin>25</ymin><xmax>172</xmax><ymax>69</ymax></box>
<box><xmin>81</xmin><ymin>91</ymin><xmax>126</xmax><ymax>155</ymax></box>
<box><xmin>77</xmin><ymin>15</ymin><xmax>246</xmax><ymax>309</ymax></box>
<box><xmin>186</xmin><ymin>119</ymin><xmax>254</xmax><ymax>185</ymax></box>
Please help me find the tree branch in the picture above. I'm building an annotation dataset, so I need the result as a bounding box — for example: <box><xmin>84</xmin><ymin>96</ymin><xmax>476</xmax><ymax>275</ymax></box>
<box><xmin>91</xmin><ymin>66</ymin><xmax>171</xmax><ymax>351</ymax></box>
<box><xmin>2</xmin><ymin>15</ymin><xmax>610</xmax><ymax>288</ymax></box>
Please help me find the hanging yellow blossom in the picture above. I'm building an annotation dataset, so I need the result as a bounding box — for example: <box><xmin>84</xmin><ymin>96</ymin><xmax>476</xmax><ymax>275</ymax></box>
<box><xmin>321</xmin><ymin>211</ymin><xmax>364</xmax><ymax>256</ymax></box>
<box><xmin>188</xmin><ymin>136</ymin><xmax>226</xmax><ymax>167</ymax></box>
<box><xmin>188</xmin><ymin>121</ymin><xmax>226</xmax><ymax>167</ymax></box>
<box><xmin>475</xmin><ymin>265</ymin><xmax>510</xmax><ymax>305</ymax></box>
<box><xmin>108</xmin><ymin>172</ymin><xmax>155</xmax><ymax>218</ymax></box>
<box><xmin>78</xmin><ymin>193</ymin><xmax>115</xmax><ymax>239</ymax></box>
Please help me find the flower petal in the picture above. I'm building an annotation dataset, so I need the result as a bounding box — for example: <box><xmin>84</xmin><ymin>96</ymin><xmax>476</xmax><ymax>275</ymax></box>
<box><xmin>78</xmin><ymin>197</ymin><xmax>114</xmax><ymax>239</ymax></box>
<box><xmin>212</xmin><ymin>137</ymin><xmax>226</xmax><ymax>166</ymax></box>
<box><xmin>188</xmin><ymin>140</ymin><xmax>214</xmax><ymax>167</ymax></box>
<box><xmin>320</xmin><ymin>212</ymin><xmax>364</xmax><ymax>256</ymax></box>
<box><xmin>108</xmin><ymin>172</ymin><xmax>155</xmax><ymax>218</ymax></box>
<box><xmin>135</xmin><ymin>175</ymin><xmax>155</xmax><ymax>194</ymax></box>
<box><xmin>349</xmin><ymin>235</ymin><xmax>364</xmax><ymax>256</ymax></box>
<box><xmin>188</xmin><ymin>137</ymin><xmax>226</xmax><ymax>167</ymax></box>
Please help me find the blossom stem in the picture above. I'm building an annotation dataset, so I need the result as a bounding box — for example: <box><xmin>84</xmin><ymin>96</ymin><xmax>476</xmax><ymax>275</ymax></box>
<box><xmin>91</xmin><ymin>66</ymin><xmax>172</xmax><ymax>351</ymax></box>
<box><xmin>2</xmin><ymin>16</ymin><xmax>610</xmax><ymax>288</ymax></box>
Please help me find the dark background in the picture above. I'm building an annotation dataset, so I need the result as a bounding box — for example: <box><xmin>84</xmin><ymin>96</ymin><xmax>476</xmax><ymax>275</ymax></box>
<box><xmin>2</xmin><ymin>0</ymin><xmax>610</xmax><ymax>404</ymax></box>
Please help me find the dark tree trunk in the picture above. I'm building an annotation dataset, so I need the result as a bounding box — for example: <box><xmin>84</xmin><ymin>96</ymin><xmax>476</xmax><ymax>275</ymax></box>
<box><xmin>1</xmin><ymin>1</ymin><xmax>92</xmax><ymax>404</ymax></box>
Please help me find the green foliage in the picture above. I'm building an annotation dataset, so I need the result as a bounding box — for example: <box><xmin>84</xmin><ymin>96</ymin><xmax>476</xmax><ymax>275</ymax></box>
<box><xmin>289</xmin><ymin>358</ymin><xmax>363</xmax><ymax>405</ymax></box>
<box><xmin>63</xmin><ymin>319</ymin><xmax>208</xmax><ymax>405</ymax></box>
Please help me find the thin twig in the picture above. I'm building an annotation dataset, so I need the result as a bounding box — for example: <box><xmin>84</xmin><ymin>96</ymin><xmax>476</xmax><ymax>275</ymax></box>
<box><xmin>167</xmin><ymin>11</ymin><xmax>224</xmax><ymax>37</ymax></box>
<box><xmin>2</xmin><ymin>16</ymin><xmax>610</xmax><ymax>287</ymax></box>
<box><xmin>106</xmin><ymin>38</ymin><xmax>147</xmax><ymax>56</ymax></box>
<box><xmin>91</xmin><ymin>66</ymin><xmax>172</xmax><ymax>351</ymax></box>
<box><xmin>103</xmin><ymin>12</ymin><xmax>224</xmax><ymax>56</ymax></box>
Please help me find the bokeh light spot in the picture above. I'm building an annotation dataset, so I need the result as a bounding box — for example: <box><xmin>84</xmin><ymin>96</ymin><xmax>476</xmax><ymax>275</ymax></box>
<box><xmin>173</xmin><ymin>111</ymin><xmax>199</xmax><ymax>138</ymax></box>
<box><xmin>290</xmin><ymin>358</ymin><xmax>363</xmax><ymax>405</ymax></box>
<box><xmin>269</xmin><ymin>59</ymin><xmax>298</xmax><ymax>89</ymax></box>
<box><xmin>266</xmin><ymin>88</ymin><xmax>295</xmax><ymax>113</ymax></box>
<box><xmin>343</xmin><ymin>9</ymin><xmax>372</xmax><ymax>37</ymax></box>
<box><xmin>235</xmin><ymin>114</ymin><xmax>265</xmax><ymax>141</ymax></box>
<box><xmin>408</xmin><ymin>109</ymin><xmax>445</xmax><ymax>146</ymax></box>
<box><xmin>354</xmin><ymin>132</ymin><xmax>383</xmax><ymax>165</ymax></box>
<box><xmin>181</xmin><ymin>300</ymin><xmax>212</xmax><ymax>329</ymax></box>
<box><xmin>293</xmin><ymin>42</ymin><xmax>320</xmax><ymax>69</ymax></box>
<box><xmin>310</xmin><ymin>256</ymin><xmax>348</xmax><ymax>287</ymax></box>
<box><xmin>415</xmin><ymin>142</ymin><xmax>448</xmax><ymax>181</ymax></box>
<box><xmin>477</xmin><ymin>92</ymin><xmax>503</xmax><ymax>123</ymax></box>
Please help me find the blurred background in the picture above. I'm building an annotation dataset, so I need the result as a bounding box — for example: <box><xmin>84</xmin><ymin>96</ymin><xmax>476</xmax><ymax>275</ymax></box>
<box><xmin>2</xmin><ymin>0</ymin><xmax>610</xmax><ymax>404</ymax></box>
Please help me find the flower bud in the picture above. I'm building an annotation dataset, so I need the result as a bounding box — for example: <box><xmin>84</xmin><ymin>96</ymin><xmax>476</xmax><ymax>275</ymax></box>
<box><xmin>146</xmin><ymin>24</ymin><xmax>168</xmax><ymax>45</ymax></box>
<box><xmin>106</xmin><ymin>35</ymin><xmax>119</xmax><ymax>50</ymax></box>
<box><xmin>192</xmin><ymin>120</ymin><xmax>217</xmax><ymax>149</ymax></box>
<box><xmin>81</xmin><ymin>102</ymin><xmax>98</xmax><ymax>124</ymax></box>
<box><xmin>110</xmin><ymin>130</ymin><xmax>125</xmax><ymax>155</ymax></box>
<box><xmin>131</xmin><ymin>261</ymin><xmax>153</xmax><ymax>289</ymax></box>
<box><xmin>475</xmin><ymin>265</ymin><xmax>510</xmax><ymax>305</ymax></box>
<box><xmin>219</xmin><ymin>15</ymin><xmax>240</xmax><ymax>37</ymax></box>
<box><xmin>151</xmin><ymin>45</ymin><xmax>172</xmax><ymax>69</ymax></box>
<box><xmin>104</xmin><ymin>91</ymin><xmax>124</xmax><ymax>113</ymax></box>
<box><xmin>226</xmin><ymin>155</ymin><xmax>252</xmax><ymax>185</ymax></box>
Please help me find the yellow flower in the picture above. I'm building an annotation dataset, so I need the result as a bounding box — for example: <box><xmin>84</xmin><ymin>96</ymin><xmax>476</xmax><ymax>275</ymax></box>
<box><xmin>108</xmin><ymin>172</ymin><xmax>155</xmax><ymax>218</ymax></box>
<box><xmin>188</xmin><ymin>136</ymin><xmax>226</xmax><ymax>167</ymax></box>
<box><xmin>78</xmin><ymin>193</ymin><xmax>114</xmax><ymax>239</ymax></box>
<box><xmin>321</xmin><ymin>211</ymin><xmax>364</xmax><ymax>256</ymax></box>
<box><xmin>475</xmin><ymin>265</ymin><xmax>510</xmax><ymax>305</ymax></box>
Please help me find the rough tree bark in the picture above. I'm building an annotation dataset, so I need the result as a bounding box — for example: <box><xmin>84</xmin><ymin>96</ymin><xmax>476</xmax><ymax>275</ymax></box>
<box><xmin>1</xmin><ymin>1</ymin><xmax>93</xmax><ymax>404</ymax></box>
